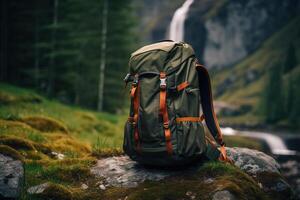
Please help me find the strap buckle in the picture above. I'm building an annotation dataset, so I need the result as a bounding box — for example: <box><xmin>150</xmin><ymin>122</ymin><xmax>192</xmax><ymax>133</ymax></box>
<box><xmin>132</xmin><ymin>74</ymin><xmax>139</xmax><ymax>87</ymax></box>
<box><xmin>160</xmin><ymin>78</ymin><xmax>167</xmax><ymax>90</ymax></box>
<box><xmin>123</xmin><ymin>73</ymin><xmax>131</xmax><ymax>83</ymax></box>
<box><xmin>163</xmin><ymin>122</ymin><xmax>169</xmax><ymax>129</ymax></box>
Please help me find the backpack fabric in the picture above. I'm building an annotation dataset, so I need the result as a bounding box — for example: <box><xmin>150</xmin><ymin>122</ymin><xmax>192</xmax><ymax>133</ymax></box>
<box><xmin>123</xmin><ymin>41</ymin><xmax>228</xmax><ymax>166</ymax></box>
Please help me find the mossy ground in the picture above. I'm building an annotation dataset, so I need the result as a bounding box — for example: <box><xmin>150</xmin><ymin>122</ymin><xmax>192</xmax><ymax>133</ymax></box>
<box><xmin>101</xmin><ymin>162</ymin><xmax>269</xmax><ymax>200</ymax></box>
<box><xmin>0</xmin><ymin>83</ymin><xmax>124</xmax><ymax>199</ymax></box>
<box><xmin>0</xmin><ymin>83</ymin><xmax>267</xmax><ymax>199</ymax></box>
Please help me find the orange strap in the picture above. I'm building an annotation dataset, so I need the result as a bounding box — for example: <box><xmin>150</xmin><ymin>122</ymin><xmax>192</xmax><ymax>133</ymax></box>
<box><xmin>176</xmin><ymin>114</ymin><xmax>205</xmax><ymax>123</ymax></box>
<box><xmin>177</xmin><ymin>81</ymin><xmax>189</xmax><ymax>91</ymax></box>
<box><xmin>159</xmin><ymin>72</ymin><xmax>172</xmax><ymax>154</ymax></box>
<box><xmin>131</xmin><ymin>80</ymin><xmax>141</xmax><ymax>152</ymax></box>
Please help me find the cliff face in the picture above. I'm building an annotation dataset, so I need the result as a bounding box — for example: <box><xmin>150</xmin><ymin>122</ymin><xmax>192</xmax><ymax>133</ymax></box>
<box><xmin>139</xmin><ymin>0</ymin><xmax>299</xmax><ymax>68</ymax></box>
<box><xmin>185</xmin><ymin>0</ymin><xmax>300</xmax><ymax>68</ymax></box>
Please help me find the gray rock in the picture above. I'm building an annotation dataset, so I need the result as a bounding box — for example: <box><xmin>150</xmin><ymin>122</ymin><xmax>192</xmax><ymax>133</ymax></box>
<box><xmin>91</xmin><ymin>156</ymin><xmax>176</xmax><ymax>187</ymax></box>
<box><xmin>91</xmin><ymin>147</ymin><xmax>286</xmax><ymax>191</ymax></box>
<box><xmin>27</xmin><ymin>182</ymin><xmax>50</xmax><ymax>194</ymax></box>
<box><xmin>212</xmin><ymin>190</ymin><xmax>237</xmax><ymax>200</ymax></box>
<box><xmin>0</xmin><ymin>153</ymin><xmax>24</xmax><ymax>199</ymax></box>
<box><xmin>80</xmin><ymin>183</ymin><xmax>88</xmax><ymax>190</ymax></box>
<box><xmin>226</xmin><ymin>147</ymin><xmax>280</xmax><ymax>175</ymax></box>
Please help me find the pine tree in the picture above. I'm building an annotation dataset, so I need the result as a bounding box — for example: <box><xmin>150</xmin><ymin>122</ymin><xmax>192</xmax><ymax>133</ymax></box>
<box><xmin>262</xmin><ymin>63</ymin><xmax>285</xmax><ymax>123</ymax></box>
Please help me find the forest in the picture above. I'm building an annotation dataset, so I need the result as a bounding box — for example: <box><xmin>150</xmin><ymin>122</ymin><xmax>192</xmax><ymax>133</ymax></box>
<box><xmin>0</xmin><ymin>0</ymin><xmax>136</xmax><ymax>112</ymax></box>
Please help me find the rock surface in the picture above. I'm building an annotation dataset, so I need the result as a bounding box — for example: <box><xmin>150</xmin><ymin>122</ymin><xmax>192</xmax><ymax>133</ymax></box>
<box><xmin>212</xmin><ymin>190</ymin><xmax>237</xmax><ymax>200</ymax></box>
<box><xmin>91</xmin><ymin>147</ymin><xmax>291</xmax><ymax>198</ymax></box>
<box><xmin>226</xmin><ymin>147</ymin><xmax>280</xmax><ymax>175</ymax></box>
<box><xmin>0</xmin><ymin>153</ymin><xmax>24</xmax><ymax>199</ymax></box>
<box><xmin>27</xmin><ymin>182</ymin><xmax>50</xmax><ymax>194</ymax></box>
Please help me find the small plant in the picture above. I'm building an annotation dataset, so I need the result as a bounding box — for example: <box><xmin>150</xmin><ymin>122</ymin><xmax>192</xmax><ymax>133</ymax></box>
<box><xmin>27</xmin><ymin>132</ymin><xmax>46</xmax><ymax>143</ymax></box>
<box><xmin>92</xmin><ymin>136</ymin><xmax>108</xmax><ymax>152</ymax></box>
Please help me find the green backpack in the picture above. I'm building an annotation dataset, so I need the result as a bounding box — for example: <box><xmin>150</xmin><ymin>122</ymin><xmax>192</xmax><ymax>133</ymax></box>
<box><xmin>123</xmin><ymin>41</ymin><xmax>228</xmax><ymax>166</ymax></box>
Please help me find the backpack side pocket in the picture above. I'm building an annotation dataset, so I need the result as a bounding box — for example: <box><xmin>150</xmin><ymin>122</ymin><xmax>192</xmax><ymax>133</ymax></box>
<box><xmin>176</xmin><ymin>121</ymin><xmax>206</xmax><ymax>158</ymax></box>
<box><xmin>123</xmin><ymin>121</ymin><xmax>136</xmax><ymax>157</ymax></box>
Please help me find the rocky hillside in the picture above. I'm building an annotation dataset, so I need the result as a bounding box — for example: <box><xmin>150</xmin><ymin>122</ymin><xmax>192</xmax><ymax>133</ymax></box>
<box><xmin>186</xmin><ymin>0</ymin><xmax>299</xmax><ymax>68</ymax></box>
<box><xmin>139</xmin><ymin>0</ymin><xmax>299</xmax><ymax>68</ymax></box>
<box><xmin>213</xmin><ymin>16</ymin><xmax>300</xmax><ymax>128</ymax></box>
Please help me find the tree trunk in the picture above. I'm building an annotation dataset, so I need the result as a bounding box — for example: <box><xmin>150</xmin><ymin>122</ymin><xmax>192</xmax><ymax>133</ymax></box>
<box><xmin>0</xmin><ymin>0</ymin><xmax>8</xmax><ymax>81</ymax></box>
<box><xmin>97</xmin><ymin>0</ymin><xmax>108</xmax><ymax>111</ymax></box>
<box><xmin>34</xmin><ymin>0</ymin><xmax>40</xmax><ymax>88</ymax></box>
<box><xmin>47</xmin><ymin>0</ymin><xmax>58</xmax><ymax>96</ymax></box>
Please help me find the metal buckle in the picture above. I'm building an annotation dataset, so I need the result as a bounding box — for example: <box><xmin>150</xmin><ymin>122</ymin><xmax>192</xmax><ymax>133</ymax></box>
<box><xmin>123</xmin><ymin>73</ymin><xmax>131</xmax><ymax>83</ymax></box>
<box><xmin>163</xmin><ymin>122</ymin><xmax>169</xmax><ymax>129</ymax></box>
<box><xmin>132</xmin><ymin>74</ymin><xmax>139</xmax><ymax>86</ymax></box>
<box><xmin>160</xmin><ymin>78</ymin><xmax>167</xmax><ymax>90</ymax></box>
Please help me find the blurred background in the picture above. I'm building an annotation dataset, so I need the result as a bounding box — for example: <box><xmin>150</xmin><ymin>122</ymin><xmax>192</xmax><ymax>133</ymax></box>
<box><xmin>0</xmin><ymin>0</ymin><xmax>300</xmax><ymax>198</ymax></box>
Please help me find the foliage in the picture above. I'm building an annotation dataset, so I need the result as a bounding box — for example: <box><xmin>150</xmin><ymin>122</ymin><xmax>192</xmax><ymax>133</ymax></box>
<box><xmin>0</xmin><ymin>0</ymin><xmax>136</xmax><ymax>112</ymax></box>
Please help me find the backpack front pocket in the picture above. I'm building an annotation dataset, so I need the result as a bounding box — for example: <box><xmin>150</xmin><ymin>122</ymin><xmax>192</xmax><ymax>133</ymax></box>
<box><xmin>176</xmin><ymin>120</ymin><xmax>206</xmax><ymax>157</ymax></box>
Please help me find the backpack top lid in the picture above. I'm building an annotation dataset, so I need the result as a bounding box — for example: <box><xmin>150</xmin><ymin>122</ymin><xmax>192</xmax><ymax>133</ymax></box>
<box><xmin>129</xmin><ymin>41</ymin><xmax>196</xmax><ymax>74</ymax></box>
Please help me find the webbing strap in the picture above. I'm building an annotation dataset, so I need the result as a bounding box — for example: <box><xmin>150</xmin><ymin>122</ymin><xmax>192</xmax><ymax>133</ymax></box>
<box><xmin>196</xmin><ymin>63</ymin><xmax>230</xmax><ymax>162</ymax></box>
<box><xmin>177</xmin><ymin>81</ymin><xmax>189</xmax><ymax>91</ymax></box>
<box><xmin>176</xmin><ymin>115</ymin><xmax>205</xmax><ymax>123</ymax></box>
<box><xmin>159</xmin><ymin>72</ymin><xmax>173</xmax><ymax>154</ymax></box>
<box><xmin>130</xmin><ymin>78</ymin><xmax>141</xmax><ymax>152</ymax></box>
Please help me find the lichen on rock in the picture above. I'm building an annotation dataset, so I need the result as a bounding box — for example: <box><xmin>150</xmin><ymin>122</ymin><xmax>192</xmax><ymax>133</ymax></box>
<box><xmin>0</xmin><ymin>153</ymin><xmax>24</xmax><ymax>199</ymax></box>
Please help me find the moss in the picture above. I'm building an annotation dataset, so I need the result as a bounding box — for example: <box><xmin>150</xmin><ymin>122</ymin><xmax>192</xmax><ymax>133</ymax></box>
<box><xmin>21</xmin><ymin>116</ymin><xmax>69</xmax><ymax>134</ymax></box>
<box><xmin>255</xmin><ymin>172</ymin><xmax>293</xmax><ymax>200</ymax></box>
<box><xmin>33</xmin><ymin>143</ymin><xmax>52</xmax><ymax>155</ymax></box>
<box><xmin>0</xmin><ymin>92</ymin><xmax>17</xmax><ymax>104</ymax></box>
<box><xmin>102</xmin><ymin>162</ymin><xmax>269</xmax><ymax>200</ymax></box>
<box><xmin>0</xmin><ymin>144</ymin><xmax>24</xmax><ymax>162</ymax></box>
<box><xmin>25</xmin><ymin>150</ymin><xmax>48</xmax><ymax>161</ymax></box>
<box><xmin>0</xmin><ymin>135</ymin><xmax>36</xmax><ymax>151</ymax></box>
<box><xmin>49</xmin><ymin>137</ymin><xmax>91</xmax><ymax>156</ymax></box>
<box><xmin>42</xmin><ymin>164</ymin><xmax>92</xmax><ymax>183</ymax></box>
<box><xmin>91</xmin><ymin>147</ymin><xmax>123</xmax><ymax>158</ymax></box>
<box><xmin>0</xmin><ymin>89</ymin><xmax>42</xmax><ymax>105</ymax></box>
<box><xmin>39</xmin><ymin>183</ymin><xmax>73</xmax><ymax>200</ymax></box>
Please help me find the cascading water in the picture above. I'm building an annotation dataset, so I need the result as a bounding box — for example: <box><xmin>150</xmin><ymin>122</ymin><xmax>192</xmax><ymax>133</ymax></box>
<box><xmin>222</xmin><ymin>127</ymin><xmax>297</xmax><ymax>155</ymax></box>
<box><xmin>168</xmin><ymin>0</ymin><xmax>194</xmax><ymax>41</ymax></box>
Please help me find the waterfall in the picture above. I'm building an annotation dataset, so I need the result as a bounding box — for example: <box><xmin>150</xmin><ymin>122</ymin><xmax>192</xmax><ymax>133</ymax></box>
<box><xmin>168</xmin><ymin>0</ymin><xmax>194</xmax><ymax>42</ymax></box>
<box><xmin>222</xmin><ymin>127</ymin><xmax>297</xmax><ymax>155</ymax></box>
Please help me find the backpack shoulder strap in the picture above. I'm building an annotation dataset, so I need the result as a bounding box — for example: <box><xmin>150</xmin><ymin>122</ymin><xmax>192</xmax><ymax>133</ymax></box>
<box><xmin>196</xmin><ymin>63</ymin><xmax>229</xmax><ymax>161</ymax></box>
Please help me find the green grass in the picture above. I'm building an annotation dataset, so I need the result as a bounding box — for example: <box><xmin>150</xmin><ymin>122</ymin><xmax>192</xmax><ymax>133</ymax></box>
<box><xmin>0</xmin><ymin>82</ymin><xmax>126</xmax><ymax>199</ymax></box>
<box><xmin>0</xmin><ymin>83</ymin><xmax>125</xmax><ymax>149</ymax></box>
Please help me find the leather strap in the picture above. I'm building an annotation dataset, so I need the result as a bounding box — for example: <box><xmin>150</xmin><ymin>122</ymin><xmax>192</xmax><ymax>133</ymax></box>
<box><xmin>130</xmin><ymin>76</ymin><xmax>141</xmax><ymax>152</ymax></box>
<box><xmin>177</xmin><ymin>81</ymin><xmax>189</xmax><ymax>91</ymax></box>
<box><xmin>159</xmin><ymin>72</ymin><xmax>173</xmax><ymax>154</ymax></box>
<box><xmin>196</xmin><ymin>63</ymin><xmax>230</xmax><ymax>162</ymax></box>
